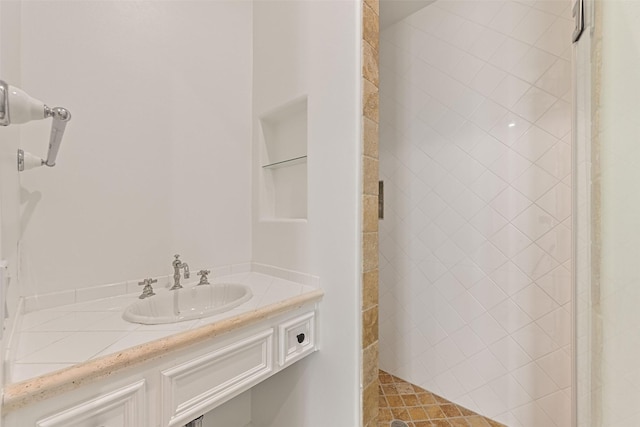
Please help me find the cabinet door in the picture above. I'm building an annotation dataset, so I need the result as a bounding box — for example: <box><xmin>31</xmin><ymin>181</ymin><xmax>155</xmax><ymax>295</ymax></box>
<box><xmin>161</xmin><ymin>329</ymin><xmax>274</xmax><ymax>427</ymax></box>
<box><xmin>36</xmin><ymin>380</ymin><xmax>145</xmax><ymax>427</ymax></box>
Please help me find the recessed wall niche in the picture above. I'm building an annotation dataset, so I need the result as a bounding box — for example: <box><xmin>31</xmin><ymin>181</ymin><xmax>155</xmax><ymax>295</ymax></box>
<box><xmin>259</xmin><ymin>96</ymin><xmax>308</xmax><ymax>220</ymax></box>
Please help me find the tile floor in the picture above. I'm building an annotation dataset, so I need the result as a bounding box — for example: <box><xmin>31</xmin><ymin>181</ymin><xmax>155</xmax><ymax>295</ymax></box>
<box><xmin>378</xmin><ymin>370</ymin><xmax>506</xmax><ymax>427</ymax></box>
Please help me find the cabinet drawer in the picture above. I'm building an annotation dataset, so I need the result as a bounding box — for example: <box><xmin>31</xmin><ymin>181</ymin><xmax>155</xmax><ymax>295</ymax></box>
<box><xmin>36</xmin><ymin>380</ymin><xmax>145</xmax><ymax>427</ymax></box>
<box><xmin>278</xmin><ymin>311</ymin><xmax>316</xmax><ymax>367</ymax></box>
<box><xmin>161</xmin><ymin>329</ymin><xmax>273</xmax><ymax>427</ymax></box>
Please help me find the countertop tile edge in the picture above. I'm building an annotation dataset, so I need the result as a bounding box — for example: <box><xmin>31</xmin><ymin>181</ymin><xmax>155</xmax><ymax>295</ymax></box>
<box><xmin>2</xmin><ymin>289</ymin><xmax>324</xmax><ymax>413</ymax></box>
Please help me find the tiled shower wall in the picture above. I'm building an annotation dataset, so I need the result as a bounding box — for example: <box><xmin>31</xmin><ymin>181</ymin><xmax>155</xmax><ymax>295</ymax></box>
<box><xmin>378</xmin><ymin>1</ymin><xmax>572</xmax><ymax>426</ymax></box>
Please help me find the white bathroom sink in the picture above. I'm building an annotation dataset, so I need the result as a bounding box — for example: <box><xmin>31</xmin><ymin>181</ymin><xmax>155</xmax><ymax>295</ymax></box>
<box><xmin>123</xmin><ymin>283</ymin><xmax>253</xmax><ymax>324</ymax></box>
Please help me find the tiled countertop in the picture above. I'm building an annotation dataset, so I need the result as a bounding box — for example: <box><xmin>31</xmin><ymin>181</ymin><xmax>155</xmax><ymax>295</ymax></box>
<box><xmin>3</xmin><ymin>272</ymin><xmax>323</xmax><ymax>412</ymax></box>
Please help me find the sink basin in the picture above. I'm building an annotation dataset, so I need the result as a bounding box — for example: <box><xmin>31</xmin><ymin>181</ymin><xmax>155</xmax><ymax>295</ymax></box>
<box><xmin>123</xmin><ymin>283</ymin><xmax>253</xmax><ymax>324</ymax></box>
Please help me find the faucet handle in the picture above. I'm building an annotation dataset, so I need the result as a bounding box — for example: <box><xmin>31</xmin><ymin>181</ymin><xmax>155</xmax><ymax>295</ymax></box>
<box><xmin>138</xmin><ymin>278</ymin><xmax>157</xmax><ymax>299</ymax></box>
<box><xmin>138</xmin><ymin>278</ymin><xmax>158</xmax><ymax>286</ymax></box>
<box><xmin>197</xmin><ymin>270</ymin><xmax>211</xmax><ymax>286</ymax></box>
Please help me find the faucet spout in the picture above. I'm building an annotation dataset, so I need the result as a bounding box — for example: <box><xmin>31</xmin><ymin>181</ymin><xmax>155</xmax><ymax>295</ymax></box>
<box><xmin>170</xmin><ymin>254</ymin><xmax>189</xmax><ymax>290</ymax></box>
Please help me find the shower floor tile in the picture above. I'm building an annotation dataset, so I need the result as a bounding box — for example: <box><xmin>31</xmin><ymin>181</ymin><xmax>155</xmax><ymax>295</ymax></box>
<box><xmin>378</xmin><ymin>370</ymin><xmax>506</xmax><ymax>427</ymax></box>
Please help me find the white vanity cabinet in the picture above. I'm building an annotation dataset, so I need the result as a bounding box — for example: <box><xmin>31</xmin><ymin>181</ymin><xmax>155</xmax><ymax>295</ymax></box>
<box><xmin>35</xmin><ymin>380</ymin><xmax>146</xmax><ymax>427</ymax></box>
<box><xmin>3</xmin><ymin>305</ymin><xmax>318</xmax><ymax>427</ymax></box>
<box><xmin>4</xmin><ymin>374</ymin><xmax>151</xmax><ymax>427</ymax></box>
<box><xmin>161</xmin><ymin>329</ymin><xmax>275</xmax><ymax>427</ymax></box>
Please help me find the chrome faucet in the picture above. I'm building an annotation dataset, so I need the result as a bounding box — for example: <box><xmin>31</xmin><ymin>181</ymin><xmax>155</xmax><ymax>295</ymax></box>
<box><xmin>171</xmin><ymin>254</ymin><xmax>190</xmax><ymax>290</ymax></box>
<box><xmin>138</xmin><ymin>278</ymin><xmax>157</xmax><ymax>299</ymax></box>
<box><xmin>196</xmin><ymin>269</ymin><xmax>211</xmax><ymax>286</ymax></box>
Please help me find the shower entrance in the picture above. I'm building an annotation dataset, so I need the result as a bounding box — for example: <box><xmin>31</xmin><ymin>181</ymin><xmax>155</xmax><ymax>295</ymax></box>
<box><xmin>378</xmin><ymin>0</ymin><xmax>574</xmax><ymax>425</ymax></box>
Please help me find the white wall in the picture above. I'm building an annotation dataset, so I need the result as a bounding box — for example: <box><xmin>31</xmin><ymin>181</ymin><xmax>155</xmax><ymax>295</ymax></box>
<box><xmin>379</xmin><ymin>1</ymin><xmax>572</xmax><ymax>426</ymax></box>
<box><xmin>250</xmin><ymin>1</ymin><xmax>361</xmax><ymax>426</ymax></box>
<box><xmin>0</xmin><ymin>0</ymin><xmax>24</xmax><ymax>329</ymax></box>
<box><xmin>380</xmin><ymin>0</ymin><xmax>436</xmax><ymax>29</ymax></box>
<box><xmin>16</xmin><ymin>0</ymin><xmax>252</xmax><ymax>296</ymax></box>
<box><xmin>251</xmin><ymin>1</ymin><xmax>310</xmax><ymax>272</ymax></box>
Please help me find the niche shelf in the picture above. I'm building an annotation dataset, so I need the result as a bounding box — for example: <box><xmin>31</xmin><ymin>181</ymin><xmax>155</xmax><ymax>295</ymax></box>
<box><xmin>259</xmin><ymin>97</ymin><xmax>308</xmax><ymax>220</ymax></box>
<box><xmin>262</xmin><ymin>155</ymin><xmax>307</xmax><ymax>170</ymax></box>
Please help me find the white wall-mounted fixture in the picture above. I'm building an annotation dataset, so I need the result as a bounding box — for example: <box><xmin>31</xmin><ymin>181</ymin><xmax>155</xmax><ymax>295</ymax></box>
<box><xmin>0</xmin><ymin>79</ymin><xmax>71</xmax><ymax>171</ymax></box>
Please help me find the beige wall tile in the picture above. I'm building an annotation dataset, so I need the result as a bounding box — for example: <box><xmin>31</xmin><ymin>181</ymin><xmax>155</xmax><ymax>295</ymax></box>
<box><xmin>363</xmin><ymin>269</ymin><xmax>379</xmax><ymax>310</ymax></box>
<box><xmin>363</xmin><ymin>340</ymin><xmax>379</xmax><ymax>387</ymax></box>
<box><xmin>363</xmin><ymin>156</ymin><xmax>379</xmax><ymax>196</ymax></box>
<box><xmin>363</xmin><ymin>41</ymin><xmax>380</xmax><ymax>87</ymax></box>
<box><xmin>363</xmin><ymin>374</ymin><xmax>380</xmax><ymax>426</ymax></box>
<box><xmin>364</xmin><ymin>116</ymin><xmax>379</xmax><ymax>159</ymax></box>
<box><xmin>363</xmin><ymin>232</ymin><xmax>379</xmax><ymax>273</ymax></box>
<box><xmin>363</xmin><ymin>194</ymin><xmax>379</xmax><ymax>233</ymax></box>
<box><xmin>364</xmin><ymin>0</ymin><xmax>379</xmax><ymax>16</ymax></box>
<box><xmin>363</xmin><ymin>305</ymin><xmax>379</xmax><ymax>348</ymax></box>
<box><xmin>362</xmin><ymin>0</ymin><xmax>380</xmax><ymax>424</ymax></box>
<box><xmin>363</xmin><ymin>79</ymin><xmax>379</xmax><ymax>123</ymax></box>
<box><xmin>363</xmin><ymin>2</ymin><xmax>379</xmax><ymax>52</ymax></box>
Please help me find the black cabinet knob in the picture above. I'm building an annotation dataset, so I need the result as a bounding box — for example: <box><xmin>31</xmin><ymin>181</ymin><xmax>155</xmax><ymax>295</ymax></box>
<box><xmin>296</xmin><ymin>333</ymin><xmax>305</xmax><ymax>344</ymax></box>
